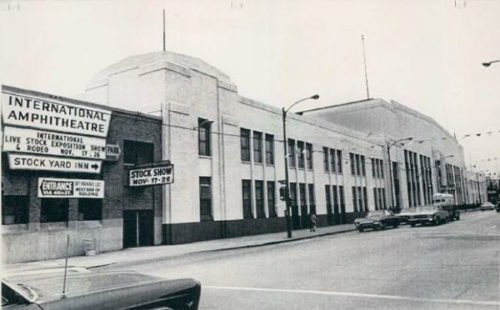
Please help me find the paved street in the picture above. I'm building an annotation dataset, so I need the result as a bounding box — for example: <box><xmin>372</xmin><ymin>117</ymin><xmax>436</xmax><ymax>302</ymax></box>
<box><xmin>101</xmin><ymin>211</ymin><xmax>500</xmax><ymax>310</ymax></box>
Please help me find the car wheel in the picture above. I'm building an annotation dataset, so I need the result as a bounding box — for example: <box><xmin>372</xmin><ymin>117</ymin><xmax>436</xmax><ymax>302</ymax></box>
<box><xmin>410</xmin><ymin>223</ymin><xmax>416</xmax><ymax>227</ymax></box>
<box><xmin>393</xmin><ymin>223</ymin><xmax>399</xmax><ymax>228</ymax></box>
<box><xmin>379</xmin><ymin>223</ymin><xmax>385</xmax><ymax>230</ymax></box>
<box><xmin>433</xmin><ymin>217</ymin><xmax>439</xmax><ymax>225</ymax></box>
<box><xmin>358</xmin><ymin>228</ymin><xmax>364</xmax><ymax>232</ymax></box>
<box><xmin>456</xmin><ymin>215</ymin><xmax>460</xmax><ymax>220</ymax></box>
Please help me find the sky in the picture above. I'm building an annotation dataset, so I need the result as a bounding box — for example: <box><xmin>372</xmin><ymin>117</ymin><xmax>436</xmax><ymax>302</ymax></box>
<box><xmin>1</xmin><ymin>0</ymin><xmax>500</xmax><ymax>174</ymax></box>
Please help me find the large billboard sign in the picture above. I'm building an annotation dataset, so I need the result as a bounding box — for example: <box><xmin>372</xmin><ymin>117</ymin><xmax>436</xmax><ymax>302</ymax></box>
<box><xmin>8</xmin><ymin>154</ymin><xmax>102</xmax><ymax>174</ymax></box>
<box><xmin>3</xmin><ymin>126</ymin><xmax>106</xmax><ymax>159</ymax></box>
<box><xmin>38</xmin><ymin>178</ymin><xmax>104</xmax><ymax>198</ymax></box>
<box><xmin>129</xmin><ymin>161</ymin><xmax>174</xmax><ymax>187</ymax></box>
<box><xmin>2</xmin><ymin>92</ymin><xmax>111</xmax><ymax>137</ymax></box>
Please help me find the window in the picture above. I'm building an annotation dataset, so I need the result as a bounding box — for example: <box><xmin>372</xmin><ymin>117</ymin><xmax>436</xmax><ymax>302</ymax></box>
<box><xmin>242</xmin><ymin>180</ymin><xmax>253</xmax><ymax>219</ymax></box>
<box><xmin>40</xmin><ymin>199</ymin><xmax>68</xmax><ymax>223</ymax></box>
<box><xmin>372</xmin><ymin>158</ymin><xmax>376</xmax><ymax>178</ymax></box>
<box><xmin>240</xmin><ymin>128</ymin><xmax>251</xmax><ymax>162</ymax></box>
<box><xmin>382</xmin><ymin>188</ymin><xmax>387</xmax><ymax>209</ymax></box>
<box><xmin>325</xmin><ymin>185</ymin><xmax>332</xmax><ymax>215</ymax></box>
<box><xmin>337</xmin><ymin>150</ymin><xmax>343</xmax><ymax>173</ymax></box>
<box><xmin>374</xmin><ymin>188</ymin><xmax>379</xmax><ymax>210</ymax></box>
<box><xmin>380</xmin><ymin>160</ymin><xmax>384</xmax><ymax>178</ymax></box>
<box><xmin>124</xmin><ymin>140</ymin><xmax>154</xmax><ymax>165</ymax></box>
<box><xmin>200</xmin><ymin>177</ymin><xmax>213</xmax><ymax>221</ymax></box>
<box><xmin>265</xmin><ymin>134</ymin><xmax>274</xmax><ymax>165</ymax></box>
<box><xmin>306</xmin><ymin>143</ymin><xmax>313</xmax><ymax>169</ymax></box>
<box><xmin>198</xmin><ymin>118</ymin><xmax>211</xmax><ymax>156</ymax></box>
<box><xmin>350</xmin><ymin>153</ymin><xmax>355</xmax><ymax>175</ymax></box>
<box><xmin>253</xmin><ymin>131</ymin><xmax>263</xmax><ymax>163</ymax></box>
<box><xmin>358</xmin><ymin>187</ymin><xmax>363</xmax><ymax>212</ymax></box>
<box><xmin>267</xmin><ymin>181</ymin><xmax>277</xmax><ymax>217</ymax></box>
<box><xmin>2</xmin><ymin>195</ymin><xmax>28</xmax><ymax>225</ymax></box>
<box><xmin>78</xmin><ymin>199</ymin><xmax>102</xmax><ymax>221</ymax></box>
<box><xmin>288</xmin><ymin>139</ymin><xmax>296</xmax><ymax>168</ymax></box>
<box><xmin>355</xmin><ymin>154</ymin><xmax>361</xmax><ymax>176</ymax></box>
<box><xmin>330</xmin><ymin>149</ymin><xmax>336</xmax><ymax>173</ymax></box>
<box><xmin>255</xmin><ymin>181</ymin><xmax>265</xmax><ymax>218</ymax></box>
<box><xmin>297</xmin><ymin>141</ymin><xmax>305</xmax><ymax>168</ymax></box>
<box><xmin>352</xmin><ymin>187</ymin><xmax>358</xmax><ymax>212</ymax></box>
<box><xmin>308</xmin><ymin>184</ymin><xmax>315</xmax><ymax>214</ymax></box>
<box><xmin>323</xmin><ymin>147</ymin><xmax>329</xmax><ymax>172</ymax></box>
<box><xmin>363</xmin><ymin>187</ymin><xmax>368</xmax><ymax>212</ymax></box>
<box><xmin>361</xmin><ymin>156</ymin><xmax>366</xmax><ymax>176</ymax></box>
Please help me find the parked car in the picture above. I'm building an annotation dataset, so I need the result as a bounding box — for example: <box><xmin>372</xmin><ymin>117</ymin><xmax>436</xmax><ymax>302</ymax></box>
<box><xmin>496</xmin><ymin>202</ymin><xmax>500</xmax><ymax>212</ymax></box>
<box><xmin>354</xmin><ymin>210</ymin><xmax>400</xmax><ymax>232</ymax></box>
<box><xmin>408</xmin><ymin>206</ymin><xmax>449</xmax><ymax>227</ymax></box>
<box><xmin>480</xmin><ymin>201</ymin><xmax>495</xmax><ymax>211</ymax></box>
<box><xmin>395</xmin><ymin>208</ymin><xmax>414</xmax><ymax>224</ymax></box>
<box><xmin>2</xmin><ymin>270</ymin><xmax>201</xmax><ymax>310</ymax></box>
<box><xmin>440</xmin><ymin>204</ymin><xmax>460</xmax><ymax>221</ymax></box>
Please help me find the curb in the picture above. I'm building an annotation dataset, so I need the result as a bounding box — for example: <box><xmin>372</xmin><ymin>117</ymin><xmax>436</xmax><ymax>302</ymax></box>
<box><xmin>104</xmin><ymin>227</ymin><xmax>357</xmax><ymax>268</ymax></box>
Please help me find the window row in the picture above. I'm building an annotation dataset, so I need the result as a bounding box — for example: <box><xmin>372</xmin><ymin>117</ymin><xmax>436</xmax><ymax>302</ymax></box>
<box><xmin>2</xmin><ymin>195</ymin><xmax>103</xmax><ymax>225</ymax></box>
<box><xmin>350</xmin><ymin>153</ymin><xmax>366</xmax><ymax>176</ymax></box>
<box><xmin>241</xmin><ymin>128</ymin><xmax>274</xmax><ymax>165</ymax></box>
<box><xmin>288</xmin><ymin>139</ymin><xmax>313</xmax><ymax>170</ymax></box>
<box><xmin>242</xmin><ymin>180</ymin><xmax>278</xmax><ymax>219</ymax></box>
<box><xmin>373</xmin><ymin>188</ymin><xmax>387</xmax><ymax>210</ymax></box>
<box><xmin>405</xmin><ymin>150</ymin><xmax>422</xmax><ymax>207</ymax></box>
<box><xmin>420</xmin><ymin>155</ymin><xmax>433</xmax><ymax>205</ymax></box>
<box><xmin>323</xmin><ymin>147</ymin><xmax>343</xmax><ymax>174</ymax></box>
<box><xmin>371</xmin><ymin>158</ymin><xmax>384</xmax><ymax>179</ymax></box>
<box><xmin>324</xmin><ymin>184</ymin><xmax>346</xmax><ymax>215</ymax></box>
<box><xmin>352</xmin><ymin>186</ymin><xmax>368</xmax><ymax>212</ymax></box>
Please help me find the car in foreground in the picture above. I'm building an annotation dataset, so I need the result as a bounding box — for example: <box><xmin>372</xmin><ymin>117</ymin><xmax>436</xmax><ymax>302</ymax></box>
<box><xmin>408</xmin><ymin>206</ymin><xmax>449</xmax><ymax>227</ymax></box>
<box><xmin>480</xmin><ymin>201</ymin><xmax>495</xmax><ymax>211</ymax></box>
<box><xmin>354</xmin><ymin>210</ymin><xmax>400</xmax><ymax>232</ymax></box>
<box><xmin>2</xmin><ymin>270</ymin><xmax>201</xmax><ymax>310</ymax></box>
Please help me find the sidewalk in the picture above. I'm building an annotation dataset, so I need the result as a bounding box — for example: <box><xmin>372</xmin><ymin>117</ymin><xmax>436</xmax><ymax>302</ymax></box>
<box><xmin>5</xmin><ymin>224</ymin><xmax>355</xmax><ymax>274</ymax></box>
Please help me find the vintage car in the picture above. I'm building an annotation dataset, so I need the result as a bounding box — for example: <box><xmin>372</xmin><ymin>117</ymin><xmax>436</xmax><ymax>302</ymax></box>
<box><xmin>2</xmin><ymin>270</ymin><xmax>201</xmax><ymax>310</ymax></box>
<box><xmin>407</xmin><ymin>206</ymin><xmax>449</xmax><ymax>227</ymax></box>
<box><xmin>480</xmin><ymin>201</ymin><xmax>496</xmax><ymax>211</ymax></box>
<box><xmin>354</xmin><ymin>210</ymin><xmax>400</xmax><ymax>232</ymax></box>
<box><xmin>395</xmin><ymin>208</ymin><xmax>414</xmax><ymax>224</ymax></box>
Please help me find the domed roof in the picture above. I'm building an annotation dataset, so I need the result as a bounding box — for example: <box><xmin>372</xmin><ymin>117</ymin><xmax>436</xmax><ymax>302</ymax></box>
<box><xmin>89</xmin><ymin>51</ymin><xmax>231</xmax><ymax>84</ymax></box>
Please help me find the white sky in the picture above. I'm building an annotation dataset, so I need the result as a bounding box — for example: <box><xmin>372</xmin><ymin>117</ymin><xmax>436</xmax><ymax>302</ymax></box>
<box><xmin>1</xmin><ymin>0</ymin><xmax>500</xmax><ymax>174</ymax></box>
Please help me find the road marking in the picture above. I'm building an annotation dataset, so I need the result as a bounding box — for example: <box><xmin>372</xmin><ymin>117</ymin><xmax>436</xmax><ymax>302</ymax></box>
<box><xmin>205</xmin><ymin>285</ymin><xmax>500</xmax><ymax>306</ymax></box>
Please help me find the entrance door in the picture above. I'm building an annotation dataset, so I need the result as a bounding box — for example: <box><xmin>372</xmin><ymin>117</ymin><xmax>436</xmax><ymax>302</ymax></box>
<box><xmin>123</xmin><ymin>210</ymin><xmax>154</xmax><ymax>248</ymax></box>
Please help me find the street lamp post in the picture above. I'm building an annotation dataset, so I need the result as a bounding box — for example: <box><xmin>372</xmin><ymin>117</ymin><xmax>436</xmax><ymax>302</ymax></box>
<box><xmin>482</xmin><ymin>60</ymin><xmax>500</xmax><ymax>67</ymax></box>
<box><xmin>282</xmin><ymin>94</ymin><xmax>319</xmax><ymax>238</ymax></box>
<box><xmin>386</xmin><ymin>137</ymin><xmax>413</xmax><ymax>212</ymax></box>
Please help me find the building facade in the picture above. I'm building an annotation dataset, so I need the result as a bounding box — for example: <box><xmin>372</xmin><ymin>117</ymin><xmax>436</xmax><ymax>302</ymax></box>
<box><xmin>2</xmin><ymin>85</ymin><xmax>163</xmax><ymax>263</ymax></box>
<box><xmin>2</xmin><ymin>51</ymin><xmax>488</xmax><ymax>262</ymax></box>
<box><xmin>83</xmin><ymin>51</ymin><xmax>486</xmax><ymax>245</ymax></box>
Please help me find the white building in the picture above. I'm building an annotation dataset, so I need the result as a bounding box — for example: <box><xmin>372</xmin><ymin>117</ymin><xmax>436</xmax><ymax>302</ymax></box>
<box><xmin>82</xmin><ymin>50</ymin><xmax>485</xmax><ymax>244</ymax></box>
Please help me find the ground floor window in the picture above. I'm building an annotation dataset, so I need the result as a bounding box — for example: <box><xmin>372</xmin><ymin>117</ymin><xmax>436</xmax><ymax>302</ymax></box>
<box><xmin>242</xmin><ymin>180</ymin><xmax>253</xmax><ymax>219</ymax></box>
<box><xmin>200</xmin><ymin>177</ymin><xmax>213</xmax><ymax>221</ymax></box>
<box><xmin>40</xmin><ymin>198</ymin><xmax>68</xmax><ymax>223</ymax></box>
<box><xmin>2</xmin><ymin>195</ymin><xmax>29</xmax><ymax>225</ymax></box>
<box><xmin>255</xmin><ymin>181</ymin><xmax>266</xmax><ymax>218</ymax></box>
<box><xmin>78</xmin><ymin>199</ymin><xmax>103</xmax><ymax>221</ymax></box>
<box><xmin>267</xmin><ymin>181</ymin><xmax>277</xmax><ymax>217</ymax></box>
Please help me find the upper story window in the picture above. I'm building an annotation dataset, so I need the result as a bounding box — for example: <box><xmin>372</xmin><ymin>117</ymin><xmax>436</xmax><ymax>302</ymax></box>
<box><xmin>306</xmin><ymin>143</ymin><xmax>313</xmax><ymax>169</ymax></box>
<box><xmin>336</xmin><ymin>150</ymin><xmax>343</xmax><ymax>173</ymax></box>
<box><xmin>323</xmin><ymin>147</ymin><xmax>329</xmax><ymax>172</ymax></box>
<box><xmin>124</xmin><ymin>140</ymin><xmax>154</xmax><ymax>165</ymax></box>
<box><xmin>265</xmin><ymin>134</ymin><xmax>274</xmax><ymax>165</ymax></box>
<box><xmin>288</xmin><ymin>139</ymin><xmax>296</xmax><ymax>168</ymax></box>
<box><xmin>253</xmin><ymin>131</ymin><xmax>263</xmax><ymax>163</ymax></box>
<box><xmin>198</xmin><ymin>118</ymin><xmax>211</xmax><ymax>156</ymax></box>
<box><xmin>297</xmin><ymin>141</ymin><xmax>305</xmax><ymax>169</ymax></box>
<box><xmin>241</xmin><ymin>128</ymin><xmax>251</xmax><ymax>162</ymax></box>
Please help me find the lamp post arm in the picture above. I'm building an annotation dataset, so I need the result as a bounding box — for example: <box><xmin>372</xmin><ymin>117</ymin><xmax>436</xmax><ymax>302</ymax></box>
<box><xmin>284</xmin><ymin>95</ymin><xmax>319</xmax><ymax>113</ymax></box>
<box><xmin>483</xmin><ymin>59</ymin><xmax>500</xmax><ymax>67</ymax></box>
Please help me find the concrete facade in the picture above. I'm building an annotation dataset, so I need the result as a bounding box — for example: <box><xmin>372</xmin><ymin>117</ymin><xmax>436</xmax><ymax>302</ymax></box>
<box><xmin>83</xmin><ymin>51</ymin><xmax>487</xmax><ymax>245</ymax></box>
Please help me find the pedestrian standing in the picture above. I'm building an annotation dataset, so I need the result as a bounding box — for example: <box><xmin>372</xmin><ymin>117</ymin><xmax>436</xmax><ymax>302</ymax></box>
<box><xmin>310</xmin><ymin>212</ymin><xmax>317</xmax><ymax>232</ymax></box>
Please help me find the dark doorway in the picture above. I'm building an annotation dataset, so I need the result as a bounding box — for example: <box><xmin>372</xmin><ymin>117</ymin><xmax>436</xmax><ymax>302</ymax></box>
<box><xmin>123</xmin><ymin>210</ymin><xmax>154</xmax><ymax>248</ymax></box>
